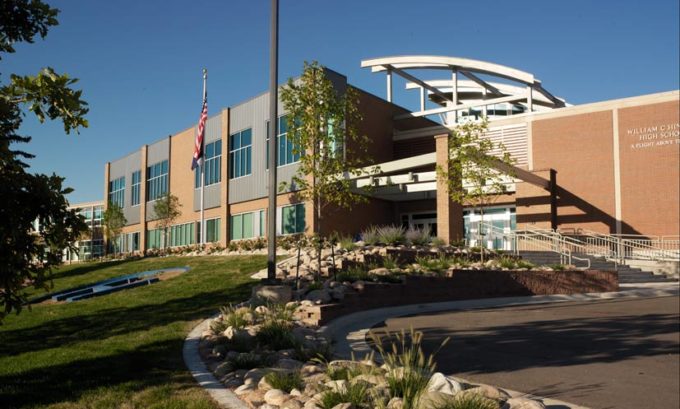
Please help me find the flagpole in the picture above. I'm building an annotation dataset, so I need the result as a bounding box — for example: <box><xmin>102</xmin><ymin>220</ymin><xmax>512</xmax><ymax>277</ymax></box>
<box><xmin>200</xmin><ymin>68</ymin><xmax>207</xmax><ymax>245</ymax></box>
<box><xmin>267</xmin><ymin>0</ymin><xmax>279</xmax><ymax>281</ymax></box>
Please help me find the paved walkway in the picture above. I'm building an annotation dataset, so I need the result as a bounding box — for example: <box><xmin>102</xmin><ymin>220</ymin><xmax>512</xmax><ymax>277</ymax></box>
<box><xmin>322</xmin><ymin>283</ymin><xmax>679</xmax><ymax>409</ymax></box>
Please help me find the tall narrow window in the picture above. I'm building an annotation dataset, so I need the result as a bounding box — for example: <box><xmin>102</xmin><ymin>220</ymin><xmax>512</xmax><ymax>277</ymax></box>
<box><xmin>131</xmin><ymin>170</ymin><xmax>141</xmax><ymax>206</ymax></box>
<box><xmin>229</xmin><ymin>129</ymin><xmax>252</xmax><ymax>179</ymax></box>
<box><xmin>266</xmin><ymin>115</ymin><xmax>300</xmax><ymax>168</ymax></box>
<box><xmin>206</xmin><ymin>218</ymin><xmax>220</xmax><ymax>242</ymax></box>
<box><xmin>278</xmin><ymin>203</ymin><xmax>305</xmax><ymax>235</ymax></box>
<box><xmin>195</xmin><ymin>140</ymin><xmax>222</xmax><ymax>187</ymax></box>
<box><xmin>146</xmin><ymin>160</ymin><xmax>168</xmax><ymax>201</ymax></box>
<box><xmin>108</xmin><ymin>177</ymin><xmax>125</xmax><ymax>207</ymax></box>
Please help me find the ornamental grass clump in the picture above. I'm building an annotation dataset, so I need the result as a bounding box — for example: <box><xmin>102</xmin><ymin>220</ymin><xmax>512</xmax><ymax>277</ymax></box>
<box><xmin>377</xmin><ymin>225</ymin><xmax>406</xmax><ymax>245</ymax></box>
<box><xmin>339</xmin><ymin>236</ymin><xmax>356</xmax><ymax>251</ymax></box>
<box><xmin>381</xmin><ymin>254</ymin><xmax>400</xmax><ymax>270</ymax></box>
<box><xmin>337</xmin><ymin>265</ymin><xmax>371</xmax><ymax>283</ymax></box>
<box><xmin>257</xmin><ymin>320</ymin><xmax>297</xmax><ymax>350</ymax></box>
<box><xmin>432</xmin><ymin>393</ymin><xmax>500</xmax><ymax>409</ymax></box>
<box><xmin>362</xmin><ymin>226</ymin><xmax>380</xmax><ymax>246</ymax></box>
<box><xmin>371</xmin><ymin>329</ymin><xmax>450</xmax><ymax>409</ymax></box>
<box><xmin>405</xmin><ymin>226</ymin><xmax>432</xmax><ymax>246</ymax></box>
<box><xmin>320</xmin><ymin>381</ymin><xmax>372</xmax><ymax>409</ymax></box>
<box><xmin>264</xmin><ymin>370</ymin><xmax>304</xmax><ymax>393</ymax></box>
<box><xmin>228</xmin><ymin>352</ymin><xmax>267</xmax><ymax>370</ymax></box>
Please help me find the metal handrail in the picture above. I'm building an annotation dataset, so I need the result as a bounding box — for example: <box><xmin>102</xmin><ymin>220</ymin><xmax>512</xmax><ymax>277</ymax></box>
<box><xmin>478</xmin><ymin>222</ymin><xmax>591</xmax><ymax>269</ymax></box>
<box><xmin>559</xmin><ymin>228</ymin><xmax>680</xmax><ymax>262</ymax></box>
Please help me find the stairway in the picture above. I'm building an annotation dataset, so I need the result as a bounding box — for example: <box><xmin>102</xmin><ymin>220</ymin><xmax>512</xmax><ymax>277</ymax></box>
<box><xmin>518</xmin><ymin>251</ymin><xmax>678</xmax><ymax>284</ymax></box>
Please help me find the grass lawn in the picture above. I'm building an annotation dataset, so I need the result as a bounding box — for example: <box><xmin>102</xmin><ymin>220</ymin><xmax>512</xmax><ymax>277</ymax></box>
<box><xmin>0</xmin><ymin>255</ymin><xmax>266</xmax><ymax>409</ymax></box>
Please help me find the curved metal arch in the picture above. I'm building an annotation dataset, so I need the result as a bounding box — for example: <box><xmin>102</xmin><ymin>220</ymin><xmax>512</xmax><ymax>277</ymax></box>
<box><xmin>361</xmin><ymin>55</ymin><xmax>536</xmax><ymax>85</ymax></box>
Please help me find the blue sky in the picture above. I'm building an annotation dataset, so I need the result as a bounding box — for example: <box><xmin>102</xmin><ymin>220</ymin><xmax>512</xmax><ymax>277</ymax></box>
<box><xmin>4</xmin><ymin>0</ymin><xmax>679</xmax><ymax>203</ymax></box>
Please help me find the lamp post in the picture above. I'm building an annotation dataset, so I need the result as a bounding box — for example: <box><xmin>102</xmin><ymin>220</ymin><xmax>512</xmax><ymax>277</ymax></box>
<box><xmin>266</xmin><ymin>0</ymin><xmax>279</xmax><ymax>281</ymax></box>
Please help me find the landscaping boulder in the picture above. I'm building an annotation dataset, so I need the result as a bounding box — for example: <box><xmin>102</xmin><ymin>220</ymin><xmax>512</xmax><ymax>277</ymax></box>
<box><xmin>305</xmin><ymin>289</ymin><xmax>331</xmax><ymax>304</ymax></box>
<box><xmin>252</xmin><ymin>285</ymin><xmax>293</xmax><ymax>304</ymax></box>
<box><xmin>501</xmin><ymin>397</ymin><xmax>547</xmax><ymax>409</ymax></box>
<box><xmin>464</xmin><ymin>384</ymin><xmax>511</xmax><ymax>401</ymax></box>
<box><xmin>427</xmin><ymin>372</ymin><xmax>463</xmax><ymax>395</ymax></box>
<box><xmin>264</xmin><ymin>389</ymin><xmax>289</xmax><ymax>406</ymax></box>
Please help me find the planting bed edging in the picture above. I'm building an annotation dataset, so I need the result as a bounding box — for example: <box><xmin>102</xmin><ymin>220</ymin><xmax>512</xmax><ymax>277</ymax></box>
<box><xmin>183</xmin><ymin>314</ymin><xmax>250</xmax><ymax>409</ymax></box>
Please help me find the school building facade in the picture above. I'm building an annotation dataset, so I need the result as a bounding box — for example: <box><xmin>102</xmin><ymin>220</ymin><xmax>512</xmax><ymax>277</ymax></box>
<box><xmin>100</xmin><ymin>56</ymin><xmax>679</xmax><ymax>253</ymax></box>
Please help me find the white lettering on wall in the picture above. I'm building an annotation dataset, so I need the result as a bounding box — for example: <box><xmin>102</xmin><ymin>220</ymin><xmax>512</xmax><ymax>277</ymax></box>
<box><xmin>627</xmin><ymin>122</ymin><xmax>680</xmax><ymax>150</ymax></box>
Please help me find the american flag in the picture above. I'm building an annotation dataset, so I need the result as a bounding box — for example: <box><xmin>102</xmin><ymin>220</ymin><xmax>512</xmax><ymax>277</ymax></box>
<box><xmin>191</xmin><ymin>97</ymin><xmax>208</xmax><ymax>170</ymax></box>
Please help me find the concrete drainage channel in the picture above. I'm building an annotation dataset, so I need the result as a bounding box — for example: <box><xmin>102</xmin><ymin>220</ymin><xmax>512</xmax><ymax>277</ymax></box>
<box><xmin>183</xmin><ymin>282</ymin><xmax>679</xmax><ymax>409</ymax></box>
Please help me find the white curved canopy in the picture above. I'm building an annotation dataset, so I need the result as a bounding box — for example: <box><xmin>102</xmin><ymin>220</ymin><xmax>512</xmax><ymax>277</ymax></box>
<box><xmin>361</xmin><ymin>55</ymin><xmax>536</xmax><ymax>85</ymax></box>
<box><xmin>360</xmin><ymin>55</ymin><xmax>566</xmax><ymax>122</ymax></box>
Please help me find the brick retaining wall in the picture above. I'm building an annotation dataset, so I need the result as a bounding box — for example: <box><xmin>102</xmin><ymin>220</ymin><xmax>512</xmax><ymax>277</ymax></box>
<box><xmin>300</xmin><ymin>270</ymin><xmax>618</xmax><ymax>326</ymax></box>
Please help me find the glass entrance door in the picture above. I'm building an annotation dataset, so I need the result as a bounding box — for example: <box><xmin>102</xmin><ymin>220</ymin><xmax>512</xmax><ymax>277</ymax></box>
<box><xmin>401</xmin><ymin>212</ymin><xmax>437</xmax><ymax>237</ymax></box>
<box><xmin>463</xmin><ymin>206</ymin><xmax>516</xmax><ymax>250</ymax></box>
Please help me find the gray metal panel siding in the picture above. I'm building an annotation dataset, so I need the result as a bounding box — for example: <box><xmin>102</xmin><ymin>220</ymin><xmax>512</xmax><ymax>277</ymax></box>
<box><xmin>108</xmin><ymin>151</ymin><xmax>142</xmax><ymax>227</ymax></box>
<box><xmin>193</xmin><ymin>114</ymin><xmax>223</xmax><ymax>209</ymax></box>
<box><xmin>228</xmin><ymin>91</ymin><xmax>299</xmax><ymax>204</ymax></box>
<box><xmin>124</xmin><ymin>205</ymin><xmax>140</xmax><ymax>225</ymax></box>
<box><xmin>194</xmin><ymin>184</ymin><xmax>221</xmax><ymax>211</ymax></box>
<box><xmin>147</xmin><ymin>138</ymin><xmax>169</xmax><ymax>165</ymax></box>
<box><xmin>204</xmin><ymin>114</ymin><xmax>221</xmax><ymax>143</ymax></box>
<box><xmin>146</xmin><ymin>203</ymin><xmax>157</xmax><ymax>221</ymax></box>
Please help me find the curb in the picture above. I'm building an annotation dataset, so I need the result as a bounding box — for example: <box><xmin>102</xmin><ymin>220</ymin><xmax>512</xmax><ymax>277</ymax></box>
<box><xmin>183</xmin><ymin>315</ymin><xmax>250</xmax><ymax>409</ymax></box>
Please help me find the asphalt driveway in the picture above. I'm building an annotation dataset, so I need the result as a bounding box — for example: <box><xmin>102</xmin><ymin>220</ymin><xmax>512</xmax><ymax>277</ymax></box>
<box><xmin>370</xmin><ymin>296</ymin><xmax>679</xmax><ymax>409</ymax></box>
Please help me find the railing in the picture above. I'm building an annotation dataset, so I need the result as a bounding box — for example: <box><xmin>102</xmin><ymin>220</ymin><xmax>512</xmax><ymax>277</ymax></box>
<box><xmin>559</xmin><ymin>228</ymin><xmax>680</xmax><ymax>263</ymax></box>
<box><xmin>478</xmin><ymin>221</ymin><xmax>591</xmax><ymax>269</ymax></box>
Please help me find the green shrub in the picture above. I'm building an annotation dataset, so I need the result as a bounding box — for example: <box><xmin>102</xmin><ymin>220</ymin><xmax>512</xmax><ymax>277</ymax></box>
<box><xmin>264</xmin><ymin>371</ymin><xmax>304</xmax><ymax>393</ymax></box>
<box><xmin>219</xmin><ymin>305</ymin><xmax>254</xmax><ymax>330</ymax></box>
<box><xmin>516</xmin><ymin>259</ymin><xmax>534</xmax><ymax>269</ymax></box>
<box><xmin>326</xmin><ymin>366</ymin><xmax>351</xmax><ymax>381</ymax></box>
<box><xmin>432</xmin><ymin>393</ymin><xmax>500</xmax><ymax>409</ymax></box>
<box><xmin>376</xmin><ymin>225</ymin><xmax>406</xmax><ymax>245</ymax></box>
<box><xmin>339</xmin><ymin>236</ymin><xmax>356</xmax><ymax>251</ymax></box>
<box><xmin>229</xmin><ymin>352</ymin><xmax>267</xmax><ymax>370</ymax></box>
<box><xmin>371</xmin><ymin>329</ymin><xmax>449</xmax><ymax>409</ymax></box>
<box><xmin>431</xmin><ymin>237</ymin><xmax>447</xmax><ymax>247</ymax></box>
<box><xmin>405</xmin><ymin>226</ymin><xmax>432</xmax><ymax>246</ymax></box>
<box><xmin>337</xmin><ymin>266</ymin><xmax>371</xmax><ymax>283</ymax></box>
<box><xmin>294</xmin><ymin>340</ymin><xmax>333</xmax><ymax>363</ymax></box>
<box><xmin>210</xmin><ymin>319</ymin><xmax>229</xmax><ymax>335</ymax></box>
<box><xmin>415</xmin><ymin>255</ymin><xmax>453</xmax><ymax>274</ymax></box>
<box><xmin>381</xmin><ymin>254</ymin><xmax>400</xmax><ymax>270</ymax></box>
<box><xmin>263</xmin><ymin>302</ymin><xmax>296</xmax><ymax>324</ymax></box>
<box><xmin>257</xmin><ymin>320</ymin><xmax>296</xmax><ymax>350</ymax></box>
<box><xmin>306</xmin><ymin>281</ymin><xmax>324</xmax><ymax>292</ymax></box>
<box><xmin>549</xmin><ymin>264</ymin><xmax>566</xmax><ymax>271</ymax></box>
<box><xmin>320</xmin><ymin>381</ymin><xmax>371</xmax><ymax>409</ymax></box>
<box><xmin>498</xmin><ymin>256</ymin><xmax>517</xmax><ymax>269</ymax></box>
<box><xmin>361</xmin><ymin>226</ymin><xmax>380</xmax><ymax>245</ymax></box>
<box><xmin>227</xmin><ymin>241</ymin><xmax>238</xmax><ymax>252</ymax></box>
<box><xmin>253</xmin><ymin>237</ymin><xmax>266</xmax><ymax>250</ymax></box>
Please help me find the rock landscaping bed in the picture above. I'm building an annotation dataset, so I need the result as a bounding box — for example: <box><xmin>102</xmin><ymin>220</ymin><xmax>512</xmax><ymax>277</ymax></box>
<box><xmin>199</xmin><ymin>303</ymin><xmax>549</xmax><ymax>409</ymax></box>
<box><xmin>251</xmin><ymin>240</ymin><xmax>617</xmax><ymax>326</ymax></box>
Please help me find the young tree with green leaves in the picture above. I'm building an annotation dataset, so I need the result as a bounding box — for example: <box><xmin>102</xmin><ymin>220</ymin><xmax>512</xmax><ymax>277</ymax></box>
<box><xmin>103</xmin><ymin>203</ymin><xmax>126</xmax><ymax>255</ymax></box>
<box><xmin>0</xmin><ymin>0</ymin><xmax>89</xmax><ymax>322</ymax></box>
<box><xmin>280</xmin><ymin>61</ymin><xmax>374</xmax><ymax>237</ymax></box>
<box><xmin>153</xmin><ymin>192</ymin><xmax>182</xmax><ymax>249</ymax></box>
<box><xmin>436</xmin><ymin>119</ymin><xmax>516</xmax><ymax>262</ymax></box>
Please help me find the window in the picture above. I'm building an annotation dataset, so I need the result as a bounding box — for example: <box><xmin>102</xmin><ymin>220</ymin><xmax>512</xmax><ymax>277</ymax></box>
<box><xmin>131</xmin><ymin>170</ymin><xmax>141</xmax><ymax>206</ymax></box>
<box><xmin>229</xmin><ymin>129</ymin><xmax>252</xmax><ymax>179</ymax></box>
<box><xmin>147</xmin><ymin>228</ymin><xmax>162</xmax><ymax>249</ymax></box>
<box><xmin>195</xmin><ymin>140</ymin><xmax>222</xmax><ymax>187</ymax></box>
<box><xmin>206</xmin><ymin>218</ymin><xmax>221</xmax><ymax>243</ymax></box>
<box><xmin>109</xmin><ymin>177</ymin><xmax>125</xmax><ymax>207</ymax></box>
<box><xmin>259</xmin><ymin>210</ymin><xmax>266</xmax><ymax>237</ymax></box>
<box><xmin>278</xmin><ymin>203</ymin><xmax>305</xmax><ymax>235</ymax></box>
<box><xmin>169</xmin><ymin>222</ymin><xmax>195</xmax><ymax>247</ymax></box>
<box><xmin>230</xmin><ymin>212</ymin><xmax>254</xmax><ymax>240</ymax></box>
<box><xmin>147</xmin><ymin>160</ymin><xmax>168</xmax><ymax>201</ymax></box>
<box><xmin>266</xmin><ymin>115</ymin><xmax>301</xmax><ymax>168</ymax></box>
